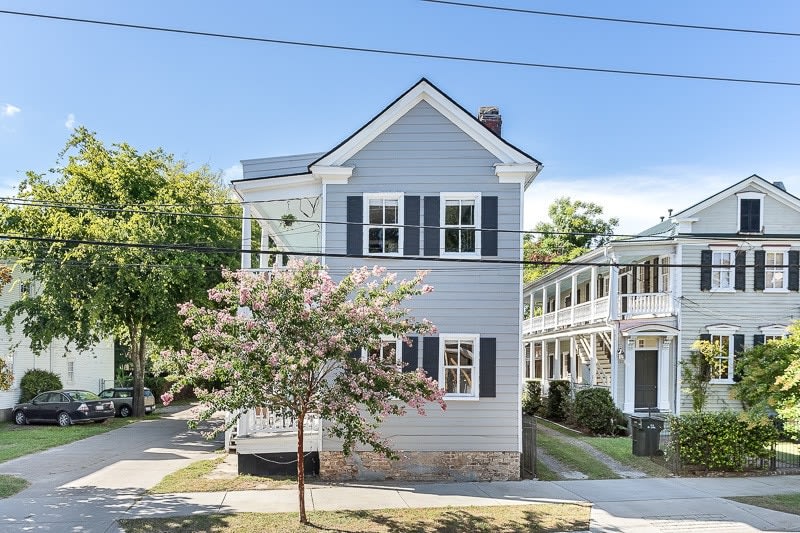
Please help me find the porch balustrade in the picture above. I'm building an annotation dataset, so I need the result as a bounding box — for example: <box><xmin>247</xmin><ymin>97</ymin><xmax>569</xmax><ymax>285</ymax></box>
<box><xmin>620</xmin><ymin>292</ymin><xmax>672</xmax><ymax>318</ymax></box>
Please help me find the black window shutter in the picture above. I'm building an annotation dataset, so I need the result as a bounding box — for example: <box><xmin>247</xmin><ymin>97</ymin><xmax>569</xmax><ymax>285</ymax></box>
<box><xmin>733</xmin><ymin>334</ymin><xmax>745</xmax><ymax>382</ymax></box>
<box><xmin>423</xmin><ymin>196</ymin><xmax>440</xmax><ymax>256</ymax></box>
<box><xmin>404</xmin><ymin>196</ymin><xmax>420</xmax><ymax>256</ymax></box>
<box><xmin>481</xmin><ymin>196</ymin><xmax>498</xmax><ymax>257</ymax></box>
<box><xmin>734</xmin><ymin>251</ymin><xmax>746</xmax><ymax>291</ymax></box>
<box><xmin>700</xmin><ymin>250</ymin><xmax>712</xmax><ymax>290</ymax></box>
<box><xmin>789</xmin><ymin>250</ymin><xmax>800</xmax><ymax>291</ymax></box>
<box><xmin>346</xmin><ymin>196</ymin><xmax>363</xmax><ymax>256</ymax></box>
<box><xmin>753</xmin><ymin>334</ymin><xmax>765</xmax><ymax>346</ymax></box>
<box><xmin>754</xmin><ymin>250</ymin><xmax>765</xmax><ymax>291</ymax></box>
<box><xmin>740</xmin><ymin>199</ymin><xmax>760</xmax><ymax>232</ymax></box>
<box><xmin>699</xmin><ymin>334</ymin><xmax>711</xmax><ymax>342</ymax></box>
<box><xmin>349</xmin><ymin>348</ymin><xmax>362</xmax><ymax>360</ymax></box>
<box><xmin>479</xmin><ymin>337</ymin><xmax>496</xmax><ymax>398</ymax></box>
<box><xmin>401</xmin><ymin>336</ymin><xmax>419</xmax><ymax>373</ymax></box>
<box><xmin>422</xmin><ymin>336</ymin><xmax>439</xmax><ymax>380</ymax></box>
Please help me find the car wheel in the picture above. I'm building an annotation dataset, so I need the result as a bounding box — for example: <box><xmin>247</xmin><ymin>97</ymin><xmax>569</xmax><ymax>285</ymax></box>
<box><xmin>14</xmin><ymin>410</ymin><xmax>26</xmax><ymax>425</ymax></box>
<box><xmin>119</xmin><ymin>405</ymin><xmax>132</xmax><ymax>418</ymax></box>
<box><xmin>57</xmin><ymin>412</ymin><xmax>72</xmax><ymax>427</ymax></box>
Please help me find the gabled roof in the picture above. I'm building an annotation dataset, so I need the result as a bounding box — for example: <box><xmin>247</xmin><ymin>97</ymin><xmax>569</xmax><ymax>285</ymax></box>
<box><xmin>311</xmin><ymin>78</ymin><xmax>542</xmax><ymax>169</ymax></box>
<box><xmin>672</xmin><ymin>174</ymin><xmax>800</xmax><ymax>219</ymax></box>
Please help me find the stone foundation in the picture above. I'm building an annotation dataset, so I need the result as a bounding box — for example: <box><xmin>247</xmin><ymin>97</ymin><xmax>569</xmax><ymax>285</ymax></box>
<box><xmin>319</xmin><ymin>450</ymin><xmax>520</xmax><ymax>482</ymax></box>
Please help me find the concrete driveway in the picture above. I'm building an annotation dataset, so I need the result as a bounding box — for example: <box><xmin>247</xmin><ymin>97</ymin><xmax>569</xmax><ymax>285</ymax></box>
<box><xmin>0</xmin><ymin>405</ymin><xmax>223</xmax><ymax>532</ymax></box>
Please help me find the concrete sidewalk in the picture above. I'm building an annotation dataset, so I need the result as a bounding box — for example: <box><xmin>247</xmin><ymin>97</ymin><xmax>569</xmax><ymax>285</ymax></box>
<box><xmin>120</xmin><ymin>475</ymin><xmax>800</xmax><ymax>532</ymax></box>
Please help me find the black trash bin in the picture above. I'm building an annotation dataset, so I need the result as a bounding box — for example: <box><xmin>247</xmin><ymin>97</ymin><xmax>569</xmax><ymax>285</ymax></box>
<box><xmin>631</xmin><ymin>416</ymin><xmax>664</xmax><ymax>456</ymax></box>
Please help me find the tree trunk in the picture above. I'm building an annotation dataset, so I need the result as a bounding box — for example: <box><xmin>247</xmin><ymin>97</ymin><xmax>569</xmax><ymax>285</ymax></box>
<box><xmin>128</xmin><ymin>324</ymin><xmax>147</xmax><ymax>417</ymax></box>
<box><xmin>297</xmin><ymin>409</ymin><xmax>307</xmax><ymax>524</ymax></box>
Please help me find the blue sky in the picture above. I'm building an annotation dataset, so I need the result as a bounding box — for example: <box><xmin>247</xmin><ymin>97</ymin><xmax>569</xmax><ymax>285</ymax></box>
<box><xmin>2</xmin><ymin>0</ymin><xmax>800</xmax><ymax>234</ymax></box>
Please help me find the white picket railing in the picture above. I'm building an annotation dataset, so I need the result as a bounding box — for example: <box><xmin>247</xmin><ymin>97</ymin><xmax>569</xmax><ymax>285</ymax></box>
<box><xmin>620</xmin><ymin>292</ymin><xmax>672</xmax><ymax>317</ymax></box>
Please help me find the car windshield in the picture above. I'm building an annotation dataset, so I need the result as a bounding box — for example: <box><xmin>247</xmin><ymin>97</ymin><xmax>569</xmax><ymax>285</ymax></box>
<box><xmin>68</xmin><ymin>391</ymin><xmax>101</xmax><ymax>401</ymax></box>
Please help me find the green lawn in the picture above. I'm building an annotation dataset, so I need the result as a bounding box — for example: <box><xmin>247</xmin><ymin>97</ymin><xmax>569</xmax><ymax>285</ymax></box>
<box><xmin>119</xmin><ymin>503</ymin><xmax>592</xmax><ymax>532</ymax></box>
<box><xmin>0</xmin><ymin>474</ymin><xmax>29</xmax><ymax>498</ymax></box>
<box><xmin>534</xmin><ymin>460</ymin><xmax>559</xmax><ymax>481</ymax></box>
<box><xmin>536</xmin><ymin>431</ymin><xmax>618</xmax><ymax>480</ymax></box>
<box><xmin>0</xmin><ymin>418</ymin><xmax>138</xmax><ymax>463</ymax></box>
<box><xmin>149</xmin><ymin>455</ymin><xmax>294</xmax><ymax>493</ymax></box>
<box><xmin>537</xmin><ymin>418</ymin><xmax>672</xmax><ymax>478</ymax></box>
<box><xmin>728</xmin><ymin>493</ymin><xmax>800</xmax><ymax>516</ymax></box>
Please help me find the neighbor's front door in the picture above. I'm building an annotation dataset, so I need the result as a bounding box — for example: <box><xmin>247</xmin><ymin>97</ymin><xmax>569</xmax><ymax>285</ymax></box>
<box><xmin>634</xmin><ymin>350</ymin><xmax>658</xmax><ymax>410</ymax></box>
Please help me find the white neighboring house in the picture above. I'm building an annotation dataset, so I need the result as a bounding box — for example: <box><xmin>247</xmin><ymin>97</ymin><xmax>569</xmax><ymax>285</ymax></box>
<box><xmin>0</xmin><ymin>270</ymin><xmax>115</xmax><ymax>421</ymax></box>
<box><xmin>522</xmin><ymin>175</ymin><xmax>800</xmax><ymax>416</ymax></box>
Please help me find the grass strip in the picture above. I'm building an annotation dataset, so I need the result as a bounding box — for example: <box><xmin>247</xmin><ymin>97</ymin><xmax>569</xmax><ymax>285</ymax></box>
<box><xmin>534</xmin><ymin>460</ymin><xmax>559</xmax><ymax>481</ymax></box>
<box><xmin>119</xmin><ymin>503</ymin><xmax>591</xmax><ymax>532</ymax></box>
<box><xmin>0</xmin><ymin>474</ymin><xmax>29</xmax><ymax>498</ymax></box>
<box><xmin>536</xmin><ymin>431</ymin><xmax>618</xmax><ymax>479</ymax></box>
<box><xmin>728</xmin><ymin>493</ymin><xmax>800</xmax><ymax>516</ymax></box>
<box><xmin>0</xmin><ymin>418</ymin><xmax>137</xmax><ymax>463</ymax></box>
<box><xmin>149</xmin><ymin>455</ymin><xmax>294</xmax><ymax>493</ymax></box>
<box><xmin>537</xmin><ymin>417</ymin><xmax>672</xmax><ymax>478</ymax></box>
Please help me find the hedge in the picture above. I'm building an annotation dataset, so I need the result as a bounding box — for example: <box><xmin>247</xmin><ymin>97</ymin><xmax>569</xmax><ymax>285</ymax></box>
<box><xmin>574</xmin><ymin>387</ymin><xmax>623</xmax><ymax>435</ymax></box>
<box><xmin>522</xmin><ymin>380</ymin><xmax>542</xmax><ymax>416</ymax></box>
<box><xmin>19</xmin><ymin>369</ymin><xmax>63</xmax><ymax>403</ymax></box>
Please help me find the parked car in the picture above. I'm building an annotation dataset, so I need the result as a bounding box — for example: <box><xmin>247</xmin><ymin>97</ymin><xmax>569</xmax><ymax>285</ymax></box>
<box><xmin>13</xmin><ymin>390</ymin><xmax>115</xmax><ymax>427</ymax></box>
<box><xmin>99</xmin><ymin>387</ymin><xmax>156</xmax><ymax>417</ymax></box>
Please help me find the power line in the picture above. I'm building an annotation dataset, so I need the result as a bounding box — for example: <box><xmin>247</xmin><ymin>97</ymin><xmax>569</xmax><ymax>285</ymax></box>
<box><xmin>0</xmin><ymin>232</ymin><xmax>787</xmax><ymax>269</ymax></box>
<box><xmin>423</xmin><ymin>0</ymin><xmax>800</xmax><ymax>38</ymax></box>
<box><xmin>1</xmin><ymin>9</ymin><xmax>800</xmax><ymax>87</ymax></box>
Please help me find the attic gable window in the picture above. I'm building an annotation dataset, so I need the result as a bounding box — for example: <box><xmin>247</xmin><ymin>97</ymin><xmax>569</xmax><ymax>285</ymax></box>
<box><xmin>737</xmin><ymin>192</ymin><xmax>764</xmax><ymax>233</ymax></box>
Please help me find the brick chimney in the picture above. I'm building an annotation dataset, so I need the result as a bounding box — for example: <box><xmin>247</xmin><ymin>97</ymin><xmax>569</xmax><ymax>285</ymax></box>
<box><xmin>478</xmin><ymin>106</ymin><xmax>501</xmax><ymax>137</ymax></box>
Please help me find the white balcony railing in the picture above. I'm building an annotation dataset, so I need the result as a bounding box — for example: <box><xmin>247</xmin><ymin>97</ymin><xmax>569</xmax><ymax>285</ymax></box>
<box><xmin>620</xmin><ymin>292</ymin><xmax>672</xmax><ymax>317</ymax></box>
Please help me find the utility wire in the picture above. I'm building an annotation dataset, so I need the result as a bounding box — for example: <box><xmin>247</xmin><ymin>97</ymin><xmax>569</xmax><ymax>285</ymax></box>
<box><xmin>423</xmin><ymin>0</ymin><xmax>800</xmax><ymax>38</ymax></box>
<box><xmin>1</xmin><ymin>9</ymin><xmax>800</xmax><ymax>87</ymax></box>
<box><xmin>0</xmin><ymin>232</ymin><xmax>786</xmax><ymax>269</ymax></box>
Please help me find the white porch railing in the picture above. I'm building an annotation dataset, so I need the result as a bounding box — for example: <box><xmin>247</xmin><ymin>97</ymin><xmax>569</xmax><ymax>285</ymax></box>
<box><xmin>225</xmin><ymin>408</ymin><xmax>321</xmax><ymax>450</ymax></box>
<box><xmin>620</xmin><ymin>292</ymin><xmax>672</xmax><ymax>317</ymax></box>
<box><xmin>523</xmin><ymin>295</ymin><xmax>610</xmax><ymax>335</ymax></box>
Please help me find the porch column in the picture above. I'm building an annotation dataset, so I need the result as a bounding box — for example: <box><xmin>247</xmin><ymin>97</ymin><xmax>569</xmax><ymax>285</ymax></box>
<box><xmin>623</xmin><ymin>336</ymin><xmax>635</xmax><ymax>413</ymax></box>
<box><xmin>259</xmin><ymin>229</ymin><xmax>270</xmax><ymax>269</ymax></box>
<box><xmin>658</xmin><ymin>337</ymin><xmax>673</xmax><ymax>412</ymax></box>
<box><xmin>554</xmin><ymin>280</ymin><xmax>561</xmax><ymax>326</ymax></box>
<box><xmin>570</xmin><ymin>274</ymin><xmax>578</xmax><ymax>324</ymax></box>
<box><xmin>609</xmin><ymin>264</ymin><xmax>620</xmax><ymax>320</ymax></box>
<box><xmin>553</xmin><ymin>339</ymin><xmax>562</xmax><ymax>380</ymax></box>
<box><xmin>241</xmin><ymin>204</ymin><xmax>252</xmax><ymax>270</ymax></box>
<box><xmin>589</xmin><ymin>332</ymin><xmax>597</xmax><ymax>385</ymax></box>
<box><xmin>528</xmin><ymin>291</ymin><xmax>534</xmax><ymax>319</ymax></box>
<box><xmin>539</xmin><ymin>287</ymin><xmax>546</xmax><ymax>329</ymax></box>
<box><xmin>590</xmin><ymin>266</ymin><xmax>598</xmax><ymax>317</ymax></box>
<box><xmin>570</xmin><ymin>336</ymin><xmax>577</xmax><ymax>384</ymax></box>
<box><xmin>541</xmin><ymin>340</ymin><xmax>548</xmax><ymax>393</ymax></box>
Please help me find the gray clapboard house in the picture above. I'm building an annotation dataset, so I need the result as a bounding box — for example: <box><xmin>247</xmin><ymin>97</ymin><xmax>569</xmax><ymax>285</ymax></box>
<box><xmin>231</xmin><ymin>79</ymin><xmax>542</xmax><ymax>481</ymax></box>
<box><xmin>522</xmin><ymin>175</ymin><xmax>800</xmax><ymax>416</ymax></box>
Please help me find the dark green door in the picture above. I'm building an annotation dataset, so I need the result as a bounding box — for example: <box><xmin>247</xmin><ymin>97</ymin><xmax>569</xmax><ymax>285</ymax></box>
<box><xmin>634</xmin><ymin>350</ymin><xmax>658</xmax><ymax>409</ymax></box>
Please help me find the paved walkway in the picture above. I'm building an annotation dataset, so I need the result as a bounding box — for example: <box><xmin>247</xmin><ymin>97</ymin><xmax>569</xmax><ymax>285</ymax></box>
<box><xmin>1</xmin><ymin>408</ymin><xmax>798</xmax><ymax>532</ymax></box>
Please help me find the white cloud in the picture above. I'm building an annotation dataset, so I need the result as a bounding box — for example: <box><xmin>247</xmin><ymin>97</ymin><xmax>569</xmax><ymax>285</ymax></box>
<box><xmin>1</xmin><ymin>103</ymin><xmax>21</xmax><ymax>117</ymax></box>
<box><xmin>221</xmin><ymin>163</ymin><xmax>243</xmax><ymax>182</ymax></box>
<box><xmin>64</xmin><ymin>113</ymin><xmax>76</xmax><ymax>129</ymax></box>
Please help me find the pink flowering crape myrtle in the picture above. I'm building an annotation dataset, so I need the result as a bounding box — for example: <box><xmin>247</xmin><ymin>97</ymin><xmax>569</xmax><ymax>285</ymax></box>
<box><xmin>157</xmin><ymin>259</ymin><xmax>445</xmax><ymax>524</ymax></box>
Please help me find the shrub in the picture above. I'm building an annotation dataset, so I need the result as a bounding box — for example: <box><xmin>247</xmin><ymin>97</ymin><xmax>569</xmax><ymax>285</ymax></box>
<box><xmin>574</xmin><ymin>387</ymin><xmax>622</xmax><ymax>435</ymax></box>
<box><xmin>545</xmin><ymin>380</ymin><xmax>571</xmax><ymax>421</ymax></box>
<box><xmin>667</xmin><ymin>411</ymin><xmax>778</xmax><ymax>472</ymax></box>
<box><xmin>19</xmin><ymin>369</ymin><xmax>63</xmax><ymax>403</ymax></box>
<box><xmin>522</xmin><ymin>380</ymin><xmax>542</xmax><ymax>415</ymax></box>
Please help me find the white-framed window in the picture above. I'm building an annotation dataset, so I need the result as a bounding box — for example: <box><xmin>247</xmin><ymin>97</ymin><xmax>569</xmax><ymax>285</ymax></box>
<box><xmin>66</xmin><ymin>360</ymin><xmax>75</xmax><ymax>384</ymax></box>
<box><xmin>764</xmin><ymin>248</ymin><xmax>789</xmax><ymax>291</ymax></box>
<box><xmin>364</xmin><ymin>193</ymin><xmax>403</xmax><ymax>255</ymax></box>
<box><xmin>364</xmin><ymin>337</ymin><xmax>402</xmax><ymax>366</ymax></box>
<box><xmin>19</xmin><ymin>282</ymin><xmax>30</xmax><ymax>296</ymax></box>
<box><xmin>705</xmin><ymin>325</ymin><xmax>739</xmax><ymax>383</ymax></box>
<box><xmin>659</xmin><ymin>256</ymin><xmax>670</xmax><ymax>292</ymax></box>
<box><xmin>440</xmin><ymin>334</ymin><xmax>479</xmax><ymax>398</ymax></box>
<box><xmin>711</xmin><ymin>248</ymin><xmax>736</xmax><ymax>291</ymax></box>
<box><xmin>524</xmin><ymin>343</ymin><xmax>532</xmax><ymax>379</ymax></box>
<box><xmin>737</xmin><ymin>192</ymin><xmax>765</xmax><ymax>233</ymax></box>
<box><xmin>761</xmin><ymin>324</ymin><xmax>788</xmax><ymax>342</ymax></box>
<box><xmin>441</xmin><ymin>193</ymin><xmax>480</xmax><ymax>256</ymax></box>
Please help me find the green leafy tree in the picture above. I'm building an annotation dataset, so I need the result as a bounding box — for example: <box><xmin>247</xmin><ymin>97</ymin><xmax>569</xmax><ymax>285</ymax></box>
<box><xmin>732</xmin><ymin>323</ymin><xmax>800</xmax><ymax>435</ymax></box>
<box><xmin>157</xmin><ymin>260</ymin><xmax>445</xmax><ymax>524</ymax></box>
<box><xmin>0</xmin><ymin>127</ymin><xmax>240</xmax><ymax>415</ymax></box>
<box><xmin>524</xmin><ymin>197</ymin><xmax>618</xmax><ymax>282</ymax></box>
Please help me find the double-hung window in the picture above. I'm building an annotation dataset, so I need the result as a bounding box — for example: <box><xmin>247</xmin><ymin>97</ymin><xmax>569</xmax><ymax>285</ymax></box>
<box><xmin>440</xmin><ymin>335</ymin><xmax>479</xmax><ymax>398</ymax></box>
<box><xmin>364</xmin><ymin>193</ymin><xmax>402</xmax><ymax>254</ymax></box>
<box><xmin>705</xmin><ymin>325</ymin><xmax>739</xmax><ymax>383</ymax></box>
<box><xmin>765</xmin><ymin>249</ymin><xmax>788</xmax><ymax>291</ymax></box>
<box><xmin>441</xmin><ymin>193</ymin><xmax>480</xmax><ymax>255</ymax></box>
<box><xmin>365</xmin><ymin>337</ymin><xmax>402</xmax><ymax>366</ymax></box>
<box><xmin>711</xmin><ymin>249</ymin><xmax>736</xmax><ymax>290</ymax></box>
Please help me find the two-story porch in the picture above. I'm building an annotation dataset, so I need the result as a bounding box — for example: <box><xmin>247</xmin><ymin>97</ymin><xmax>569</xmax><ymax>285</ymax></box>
<box><xmin>522</xmin><ymin>249</ymin><xmax>680</xmax><ymax>414</ymax></box>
